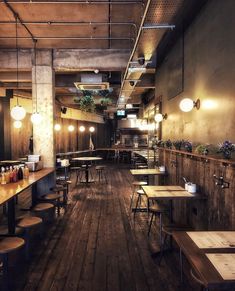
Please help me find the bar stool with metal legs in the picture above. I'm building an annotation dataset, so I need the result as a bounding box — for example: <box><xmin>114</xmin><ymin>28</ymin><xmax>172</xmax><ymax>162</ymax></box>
<box><xmin>95</xmin><ymin>165</ymin><xmax>107</xmax><ymax>183</ymax></box>
<box><xmin>147</xmin><ymin>202</ymin><xmax>167</xmax><ymax>245</ymax></box>
<box><xmin>70</xmin><ymin>166</ymin><xmax>82</xmax><ymax>186</ymax></box>
<box><xmin>130</xmin><ymin>181</ymin><xmax>147</xmax><ymax>210</ymax></box>
<box><xmin>133</xmin><ymin>189</ymin><xmax>147</xmax><ymax>218</ymax></box>
<box><xmin>39</xmin><ymin>193</ymin><xmax>63</xmax><ymax>215</ymax></box>
<box><xmin>32</xmin><ymin>203</ymin><xmax>55</xmax><ymax>223</ymax></box>
<box><xmin>0</xmin><ymin>236</ymin><xmax>25</xmax><ymax>290</ymax></box>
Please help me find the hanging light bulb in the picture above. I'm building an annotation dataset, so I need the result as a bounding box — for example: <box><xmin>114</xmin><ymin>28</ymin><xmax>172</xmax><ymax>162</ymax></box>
<box><xmin>54</xmin><ymin>123</ymin><xmax>61</xmax><ymax>131</ymax></box>
<box><xmin>11</xmin><ymin>16</ymin><xmax>26</xmax><ymax>121</ymax></box>
<box><xmin>79</xmin><ymin>125</ymin><xmax>85</xmax><ymax>132</ymax></box>
<box><xmin>154</xmin><ymin>113</ymin><xmax>163</xmax><ymax>122</ymax></box>
<box><xmin>11</xmin><ymin>105</ymin><xmax>26</xmax><ymax>121</ymax></box>
<box><xmin>89</xmin><ymin>126</ymin><xmax>95</xmax><ymax>133</ymax></box>
<box><xmin>31</xmin><ymin>112</ymin><xmax>42</xmax><ymax>124</ymax></box>
<box><xmin>13</xmin><ymin>120</ymin><xmax>22</xmax><ymax>129</ymax></box>
<box><xmin>68</xmin><ymin>125</ymin><xmax>74</xmax><ymax>132</ymax></box>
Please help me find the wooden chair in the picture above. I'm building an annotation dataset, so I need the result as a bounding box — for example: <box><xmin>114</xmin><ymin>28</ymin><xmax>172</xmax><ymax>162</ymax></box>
<box><xmin>17</xmin><ymin>216</ymin><xmax>43</xmax><ymax>260</ymax></box>
<box><xmin>0</xmin><ymin>236</ymin><xmax>25</xmax><ymax>290</ymax></box>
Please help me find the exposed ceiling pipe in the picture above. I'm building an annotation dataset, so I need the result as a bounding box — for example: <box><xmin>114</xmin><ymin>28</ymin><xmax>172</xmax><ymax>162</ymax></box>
<box><xmin>5</xmin><ymin>0</ymin><xmax>143</xmax><ymax>4</ymax></box>
<box><xmin>118</xmin><ymin>0</ymin><xmax>152</xmax><ymax>101</ymax></box>
<box><xmin>142</xmin><ymin>23</ymin><xmax>175</xmax><ymax>30</ymax></box>
<box><xmin>3</xmin><ymin>0</ymin><xmax>36</xmax><ymax>42</ymax></box>
<box><xmin>0</xmin><ymin>36</ymin><xmax>135</xmax><ymax>41</ymax></box>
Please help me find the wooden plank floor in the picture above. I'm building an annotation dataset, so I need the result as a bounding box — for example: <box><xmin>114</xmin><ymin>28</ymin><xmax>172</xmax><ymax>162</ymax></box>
<box><xmin>7</xmin><ymin>163</ymin><xmax>200</xmax><ymax>291</ymax></box>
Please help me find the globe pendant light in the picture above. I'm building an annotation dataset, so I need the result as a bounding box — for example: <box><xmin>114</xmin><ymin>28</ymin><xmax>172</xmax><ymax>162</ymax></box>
<box><xmin>10</xmin><ymin>15</ymin><xmax>26</xmax><ymax>121</ymax></box>
<box><xmin>31</xmin><ymin>40</ymin><xmax>42</xmax><ymax>124</ymax></box>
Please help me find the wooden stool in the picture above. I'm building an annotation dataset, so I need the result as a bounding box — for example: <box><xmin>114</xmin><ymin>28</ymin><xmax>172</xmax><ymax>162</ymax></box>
<box><xmin>0</xmin><ymin>237</ymin><xmax>25</xmax><ymax>290</ymax></box>
<box><xmin>55</xmin><ymin>180</ymin><xmax>71</xmax><ymax>204</ymax></box>
<box><xmin>95</xmin><ymin>166</ymin><xmax>107</xmax><ymax>183</ymax></box>
<box><xmin>17</xmin><ymin>216</ymin><xmax>43</xmax><ymax>260</ymax></box>
<box><xmin>40</xmin><ymin>193</ymin><xmax>63</xmax><ymax>215</ymax></box>
<box><xmin>130</xmin><ymin>181</ymin><xmax>147</xmax><ymax>210</ymax></box>
<box><xmin>147</xmin><ymin>203</ymin><xmax>167</xmax><ymax>245</ymax></box>
<box><xmin>32</xmin><ymin>203</ymin><xmax>55</xmax><ymax>223</ymax></box>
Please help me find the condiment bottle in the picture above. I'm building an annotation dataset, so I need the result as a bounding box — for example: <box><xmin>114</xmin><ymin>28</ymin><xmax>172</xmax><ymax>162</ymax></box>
<box><xmin>24</xmin><ymin>165</ymin><xmax>29</xmax><ymax>179</ymax></box>
<box><xmin>9</xmin><ymin>166</ymin><xmax>13</xmax><ymax>183</ymax></box>
<box><xmin>1</xmin><ymin>167</ymin><xmax>6</xmax><ymax>185</ymax></box>
<box><xmin>5</xmin><ymin>167</ymin><xmax>10</xmax><ymax>184</ymax></box>
<box><xmin>17</xmin><ymin>167</ymin><xmax>23</xmax><ymax>180</ymax></box>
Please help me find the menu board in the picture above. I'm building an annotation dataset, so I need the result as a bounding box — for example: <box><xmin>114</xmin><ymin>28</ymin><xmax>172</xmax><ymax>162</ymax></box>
<box><xmin>206</xmin><ymin>254</ymin><xmax>235</xmax><ymax>280</ymax></box>
<box><xmin>187</xmin><ymin>231</ymin><xmax>235</xmax><ymax>249</ymax></box>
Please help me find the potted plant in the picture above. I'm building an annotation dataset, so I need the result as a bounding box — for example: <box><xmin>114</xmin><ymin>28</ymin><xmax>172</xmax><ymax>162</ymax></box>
<box><xmin>173</xmin><ymin>140</ymin><xmax>183</xmax><ymax>150</ymax></box>
<box><xmin>182</xmin><ymin>140</ymin><xmax>193</xmax><ymax>152</ymax></box>
<box><xmin>100</xmin><ymin>97</ymin><xmax>112</xmax><ymax>107</ymax></box>
<box><xmin>195</xmin><ymin>144</ymin><xmax>209</xmax><ymax>155</ymax></box>
<box><xmin>218</xmin><ymin>140</ymin><xmax>235</xmax><ymax>159</ymax></box>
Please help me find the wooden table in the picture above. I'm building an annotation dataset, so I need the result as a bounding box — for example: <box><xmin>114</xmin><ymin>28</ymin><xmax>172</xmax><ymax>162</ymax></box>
<box><xmin>130</xmin><ymin>168</ymin><xmax>166</xmax><ymax>185</ymax></box>
<box><xmin>173</xmin><ymin>231</ymin><xmax>235</xmax><ymax>289</ymax></box>
<box><xmin>142</xmin><ymin>185</ymin><xmax>197</xmax><ymax>222</ymax></box>
<box><xmin>72</xmin><ymin>157</ymin><xmax>102</xmax><ymax>183</ymax></box>
<box><xmin>0</xmin><ymin>167</ymin><xmax>55</xmax><ymax>234</ymax></box>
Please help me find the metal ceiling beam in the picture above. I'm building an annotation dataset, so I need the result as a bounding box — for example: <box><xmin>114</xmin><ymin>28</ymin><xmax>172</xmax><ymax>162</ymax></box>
<box><xmin>142</xmin><ymin>23</ymin><xmax>175</xmax><ymax>30</ymax></box>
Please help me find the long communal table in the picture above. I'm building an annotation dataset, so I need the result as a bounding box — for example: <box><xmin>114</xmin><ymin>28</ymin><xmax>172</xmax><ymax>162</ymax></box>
<box><xmin>0</xmin><ymin>168</ymin><xmax>55</xmax><ymax>234</ymax></box>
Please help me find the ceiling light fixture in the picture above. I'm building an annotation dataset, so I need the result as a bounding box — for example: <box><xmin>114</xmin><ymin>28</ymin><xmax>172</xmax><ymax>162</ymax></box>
<box><xmin>89</xmin><ymin>126</ymin><xmax>95</xmax><ymax>133</ymax></box>
<box><xmin>68</xmin><ymin>124</ymin><xmax>74</xmax><ymax>132</ymax></box>
<box><xmin>54</xmin><ymin>123</ymin><xmax>61</xmax><ymax>131</ymax></box>
<box><xmin>31</xmin><ymin>40</ymin><xmax>43</xmax><ymax>124</ymax></box>
<box><xmin>79</xmin><ymin>125</ymin><xmax>85</xmax><ymax>132</ymax></box>
<box><xmin>179</xmin><ymin>98</ymin><xmax>200</xmax><ymax>112</ymax></box>
<box><xmin>10</xmin><ymin>15</ymin><xmax>26</xmax><ymax>121</ymax></box>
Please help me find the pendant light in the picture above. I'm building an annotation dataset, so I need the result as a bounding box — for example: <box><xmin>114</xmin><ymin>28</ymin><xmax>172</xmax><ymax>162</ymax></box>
<box><xmin>11</xmin><ymin>15</ymin><xmax>26</xmax><ymax>121</ymax></box>
<box><xmin>13</xmin><ymin>120</ymin><xmax>22</xmax><ymax>129</ymax></box>
<box><xmin>31</xmin><ymin>39</ymin><xmax>42</xmax><ymax>124</ymax></box>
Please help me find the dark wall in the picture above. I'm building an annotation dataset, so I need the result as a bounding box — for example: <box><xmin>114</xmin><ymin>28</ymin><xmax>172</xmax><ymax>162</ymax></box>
<box><xmin>156</xmin><ymin>0</ymin><xmax>235</xmax><ymax>144</ymax></box>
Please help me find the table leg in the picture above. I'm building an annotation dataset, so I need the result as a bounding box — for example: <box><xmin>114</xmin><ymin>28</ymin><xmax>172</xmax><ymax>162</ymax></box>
<box><xmin>7</xmin><ymin>198</ymin><xmax>15</xmax><ymax>235</ymax></box>
<box><xmin>86</xmin><ymin>164</ymin><xmax>89</xmax><ymax>183</ymax></box>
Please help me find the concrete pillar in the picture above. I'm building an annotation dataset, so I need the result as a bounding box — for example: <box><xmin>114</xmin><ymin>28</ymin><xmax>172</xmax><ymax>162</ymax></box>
<box><xmin>32</xmin><ymin>50</ymin><xmax>55</xmax><ymax>167</ymax></box>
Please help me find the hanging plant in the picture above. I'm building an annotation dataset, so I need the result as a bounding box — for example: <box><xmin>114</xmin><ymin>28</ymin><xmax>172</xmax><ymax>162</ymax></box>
<box><xmin>100</xmin><ymin>97</ymin><xmax>112</xmax><ymax>107</ymax></box>
<box><xmin>79</xmin><ymin>95</ymin><xmax>95</xmax><ymax>113</ymax></box>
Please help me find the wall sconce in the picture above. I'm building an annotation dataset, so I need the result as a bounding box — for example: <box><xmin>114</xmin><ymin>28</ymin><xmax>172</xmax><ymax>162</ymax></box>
<box><xmin>179</xmin><ymin>98</ymin><xmax>200</xmax><ymax>112</ymax></box>
<box><xmin>54</xmin><ymin>123</ymin><xmax>61</xmax><ymax>131</ymax></box>
<box><xmin>154</xmin><ymin>113</ymin><xmax>167</xmax><ymax>122</ymax></box>
<box><xmin>79</xmin><ymin>125</ymin><xmax>85</xmax><ymax>132</ymax></box>
<box><xmin>68</xmin><ymin>125</ymin><xmax>74</xmax><ymax>132</ymax></box>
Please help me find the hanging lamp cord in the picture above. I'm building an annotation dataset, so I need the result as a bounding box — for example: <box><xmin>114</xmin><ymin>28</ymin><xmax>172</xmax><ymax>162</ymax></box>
<box><xmin>15</xmin><ymin>13</ymin><xmax>19</xmax><ymax>105</ymax></box>
<box><xmin>33</xmin><ymin>39</ymin><xmax>38</xmax><ymax>112</ymax></box>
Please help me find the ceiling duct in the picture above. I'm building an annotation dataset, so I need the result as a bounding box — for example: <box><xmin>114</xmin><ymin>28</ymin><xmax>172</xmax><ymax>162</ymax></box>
<box><xmin>74</xmin><ymin>73</ymin><xmax>109</xmax><ymax>90</ymax></box>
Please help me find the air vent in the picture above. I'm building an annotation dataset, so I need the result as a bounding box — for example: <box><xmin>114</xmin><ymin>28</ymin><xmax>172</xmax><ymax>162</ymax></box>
<box><xmin>74</xmin><ymin>82</ymin><xmax>109</xmax><ymax>90</ymax></box>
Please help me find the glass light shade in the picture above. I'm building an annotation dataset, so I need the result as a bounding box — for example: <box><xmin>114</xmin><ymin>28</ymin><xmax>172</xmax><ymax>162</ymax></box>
<box><xmin>154</xmin><ymin>113</ymin><xmax>163</xmax><ymax>122</ymax></box>
<box><xmin>11</xmin><ymin>105</ymin><xmax>26</xmax><ymax>120</ymax></box>
<box><xmin>89</xmin><ymin>126</ymin><xmax>95</xmax><ymax>133</ymax></box>
<box><xmin>54</xmin><ymin>123</ymin><xmax>61</xmax><ymax>131</ymax></box>
<box><xmin>68</xmin><ymin>125</ymin><xmax>74</xmax><ymax>132</ymax></box>
<box><xmin>179</xmin><ymin>98</ymin><xmax>194</xmax><ymax>112</ymax></box>
<box><xmin>79</xmin><ymin>125</ymin><xmax>85</xmax><ymax>132</ymax></box>
<box><xmin>13</xmin><ymin>120</ymin><xmax>22</xmax><ymax>129</ymax></box>
<box><xmin>31</xmin><ymin>112</ymin><xmax>43</xmax><ymax>124</ymax></box>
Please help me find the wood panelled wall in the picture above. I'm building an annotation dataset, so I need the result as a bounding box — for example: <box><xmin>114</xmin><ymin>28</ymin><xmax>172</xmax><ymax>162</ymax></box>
<box><xmin>158</xmin><ymin>148</ymin><xmax>235</xmax><ymax>231</ymax></box>
<box><xmin>11</xmin><ymin>116</ymin><xmax>108</xmax><ymax>159</ymax></box>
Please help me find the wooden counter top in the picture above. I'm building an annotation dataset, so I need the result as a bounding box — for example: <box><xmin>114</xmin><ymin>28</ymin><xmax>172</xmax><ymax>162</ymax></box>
<box><xmin>0</xmin><ymin>167</ymin><xmax>54</xmax><ymax>205</ymax></box>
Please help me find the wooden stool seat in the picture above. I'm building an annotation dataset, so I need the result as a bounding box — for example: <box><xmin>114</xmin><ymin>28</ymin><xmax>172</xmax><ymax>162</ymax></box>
<box><xmin>95</xmin><ymin>165</ymin><xmax>106</xmax><ymax>170</ymax></box>
<box><xmin>162</xmin><ymin>224</ymin><xmax>193</xmax><ymax>235</ymax></box>
<box><xmin>132</xmin><ymin>181</ymin><xmax>147</xmax><ymax>187</ymax></box>
<box><xmin>51</xmin><ymin>185</ymin><xmax>66</xmax><ymax>192</ymax></box>
<box><xmin>136</xmin><ymin>189</ymin><xmax>145</xmax><ymax>195</ymax></box>
<box><xmin>0</xmin><ymin>237</ymin><xmax>25</xmax><ymax>254</ymax></box>
<box><xmin>56</xmin><ymin>180</ymin><xmax>72</xmax><ymax>185</ymax></box>
<box><xmin>17</xmin><ymin>216</ymin><xmax>42</xmax><ymax>228</ymax></box>
<box><xmin>33</xmin><ymin>203</ymin><xmax>54</xmax><ymax>212</ymax></box>
<box><xmin>41</xmin><ymin>193</ymin><xmax>63</xmax><ymax>201</ymax></box>
<box><xmin>149</xmin><ymin>204</ymin><xmax>166</xmax><ymax>214</ymax></box>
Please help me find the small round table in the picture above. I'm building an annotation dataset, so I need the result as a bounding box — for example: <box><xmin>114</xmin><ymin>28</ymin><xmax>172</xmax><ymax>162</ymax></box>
<box><xmin>72</xmin><ymin>157</ymin><xmax>102</xmax><ymax>183</ymax></box>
